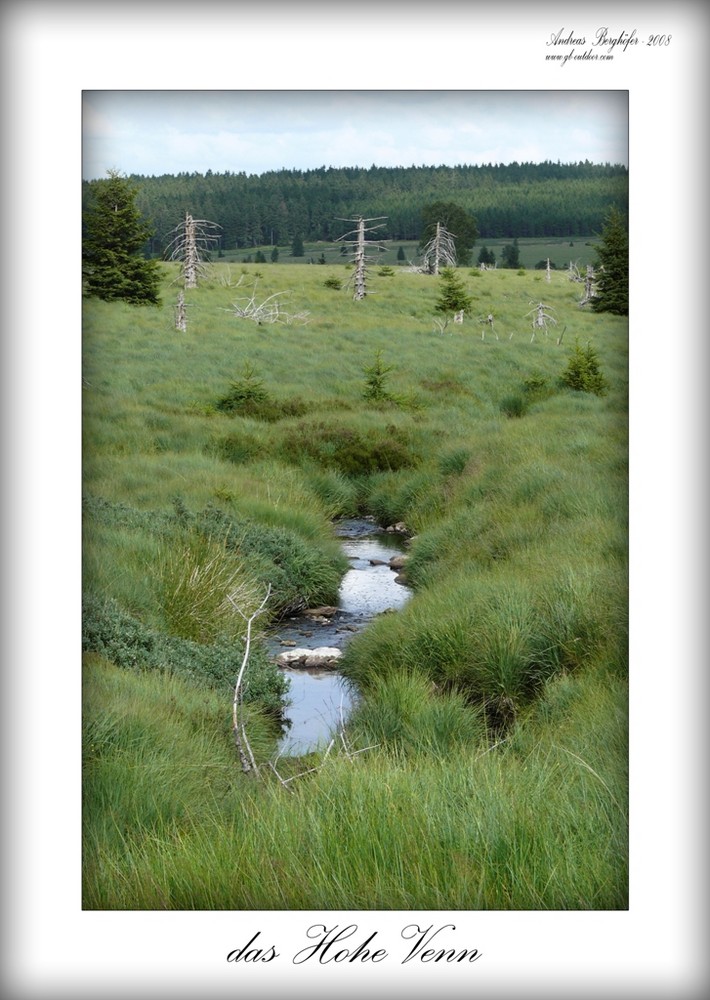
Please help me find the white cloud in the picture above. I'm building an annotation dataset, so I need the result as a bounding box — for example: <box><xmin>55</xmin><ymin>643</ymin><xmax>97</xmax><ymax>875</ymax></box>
<box><xmin>82</xmin><ymin>91</ymin><xmax>628</xmax><ymax>179</ymax></box>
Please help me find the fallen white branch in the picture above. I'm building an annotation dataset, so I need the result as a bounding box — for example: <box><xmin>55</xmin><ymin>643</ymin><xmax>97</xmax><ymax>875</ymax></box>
<box><xmin>230</xmin><ymin>281</ymin><xmax>310</xmax><ymax>325</ymax></box>
<box><xmin>230</xmin><ymin>584</ymin><xmax>272</xmax><ymax>775</ymax></box>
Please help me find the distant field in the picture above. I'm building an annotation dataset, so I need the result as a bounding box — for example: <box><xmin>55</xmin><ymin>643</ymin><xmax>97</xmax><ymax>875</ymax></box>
<box><xmin>217</xmin><ymin>235</ymin><xmax>601</xmax><ymax>270</ymax></box>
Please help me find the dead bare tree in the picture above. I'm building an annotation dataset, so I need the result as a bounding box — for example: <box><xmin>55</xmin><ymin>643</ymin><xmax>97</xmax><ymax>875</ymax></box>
<box><xmin>477</xmin><ymin>312</ymin><xmax>497</xmax><ymax>340</ymax></box>
<box><xmin>335</xmin><ymin>216</ymin><xmax>387</xmax><ymax>300</ymax></box>
<box><xmin>165</xmin><ymin>212</ymin><xmax>221</xmax><ymax>288</ymax></box>
<box><xmin>420</xmin><ymin>221</ymin><xmax>457</xmax><ymax>275</ymax></box>
<box><xmin>579</xmin><ymin>264</ymin><xmax>598</xmax><ymax>306</ymax></box>
<box><xmin>545</xmin><ymin>257</ymin><xmax>552</xmax><ymax>283</ymax></box>
<box><xmin>526</xmin><ymin>301</ymin><xmax>558</xmax><ymax>342</ymax></box>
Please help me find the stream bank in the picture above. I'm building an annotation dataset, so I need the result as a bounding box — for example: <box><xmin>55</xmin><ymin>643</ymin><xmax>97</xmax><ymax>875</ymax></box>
<box><xmin>266</xmin><ymin>518</ymin><xmax>412</xmax><ymax>755</ymax></box>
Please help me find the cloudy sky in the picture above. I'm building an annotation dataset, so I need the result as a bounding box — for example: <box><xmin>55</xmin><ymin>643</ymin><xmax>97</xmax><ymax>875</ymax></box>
<box><xmin>82</xmin><ymin>90</ymin><xmax>628</xmax><ymax>180</ymax></box>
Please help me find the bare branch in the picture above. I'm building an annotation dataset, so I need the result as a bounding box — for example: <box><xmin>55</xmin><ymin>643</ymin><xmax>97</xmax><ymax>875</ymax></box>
<box><xmin>230</xmin><ymin>587</ymin><xmax>379</xmax><ymax>786</ymax></box>
<box><xmin>231</xmin><ymin>584</ymin><xmax>272</xmax><ymax>775</ymax></box>
<box><xmin>230</xmin><ymin>281</ymin><xmax>310</xmax><ymax>325</ymax></box>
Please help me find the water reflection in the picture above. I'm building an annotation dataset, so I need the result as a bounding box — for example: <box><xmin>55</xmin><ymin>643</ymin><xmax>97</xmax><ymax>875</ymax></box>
<box><xmin>277</xmin><ymin>670</ymin><xmax>353</xmax><ymax>756</ymax></box>
<box><xmin>273</xmin><ymin>520</ymin><xmax>411</xmax><ymax>755</ymax></box>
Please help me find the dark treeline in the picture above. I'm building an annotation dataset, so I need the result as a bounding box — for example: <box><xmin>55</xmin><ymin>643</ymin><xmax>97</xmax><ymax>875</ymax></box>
<box><xmin>84</xmin><ymin>161</ymin><xmax>628</xmax><ymax>255</ymax></box>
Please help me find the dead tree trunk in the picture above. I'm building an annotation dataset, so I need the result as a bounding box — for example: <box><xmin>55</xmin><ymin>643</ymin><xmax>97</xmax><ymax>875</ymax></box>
<box><xmin>183</xmin><ymin>214</ymin><xmax>198</xmax><ymax>289</ymax></box>
<box><xmin>174</xmin><ymin>291</ymin><xmax>187</xmax><ymax>331</ymax></box>
<box><xmin>165</xmin><ymin>212</ymin><xmax>221</xmax><ymax>289</ymax></box>
<box><xmin>420</xmin><ymin>221</ymin><xmax>457</xmax><ymax>275</ymax></box>
<box><xmin>526</xmin><ymin>300</ymin><xmax>558</xmax><ymax>342</ymax></box>
<box><xmin>335</xmin><ymin>215</ymin><xmax>387</xmax><ymax>300</ymax></box>
<box><xmin>354</xmin><ymin>217</ymin><xmax>367</xmax><ymax>300</ymax></box>
<box><xmin>580</xmin><ymin>264</ymin><xmax>596</xmax><ymax>305</ymax></box>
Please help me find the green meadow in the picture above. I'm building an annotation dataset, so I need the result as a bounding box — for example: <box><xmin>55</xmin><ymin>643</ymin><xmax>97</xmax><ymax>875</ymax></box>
<box><xmin>83</xmin><ymin>259</ymin><xmax>628</xmax><ymax>909</ymax></box>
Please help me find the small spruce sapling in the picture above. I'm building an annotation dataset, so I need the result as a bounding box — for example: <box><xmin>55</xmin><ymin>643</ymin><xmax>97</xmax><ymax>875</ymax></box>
<box><xmin>362</xmin><ymin>350</ymin><xmax>395</xmax><ymax>402</ymax></box>
<box><xmin>560</xmin><ymin>339</ymin><xmax>608</xmax><ymax>396</ymax></box>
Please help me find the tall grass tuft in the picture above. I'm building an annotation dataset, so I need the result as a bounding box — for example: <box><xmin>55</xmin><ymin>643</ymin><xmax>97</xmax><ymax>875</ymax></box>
<box><xmin>346</xmin><ymin>671</ymin><xmax>487</xmax><ymax>757</ymax></box>
<box><xmin>157</xmin><ymin>531</ymin><xmax>261</xmax><ymax>644</ymax></box>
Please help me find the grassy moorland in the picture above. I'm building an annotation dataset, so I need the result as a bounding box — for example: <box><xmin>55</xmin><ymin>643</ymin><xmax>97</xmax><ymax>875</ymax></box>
<box><xmin>82</xmin><ymin>259</ymin><xmax>628</xmax><ymax>910</ymax></box>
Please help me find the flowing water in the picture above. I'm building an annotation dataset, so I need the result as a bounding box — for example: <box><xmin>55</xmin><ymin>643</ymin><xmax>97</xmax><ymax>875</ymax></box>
<box><xmin>266</xmin><ymin>518</ymin><xmax>411</xmax><ymax>755</ymax></box>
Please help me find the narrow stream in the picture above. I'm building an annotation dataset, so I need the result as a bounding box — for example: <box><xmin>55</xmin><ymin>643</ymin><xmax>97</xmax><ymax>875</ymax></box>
<box><xmin>266</xmin><ymin>518</ymin><xmax>411</xmax><ymax>755</ymax></box>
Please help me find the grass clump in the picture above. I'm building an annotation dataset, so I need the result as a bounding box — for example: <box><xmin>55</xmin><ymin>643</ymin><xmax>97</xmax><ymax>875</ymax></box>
<box><xmin>341</xmin><ymin>568</ymin><xmax>612</xmax><ymax>730</ymax></box>
<box><xmin>188</xmin><ymin>502</ymin><xmax>349</xmax><ymax>616</ymax></box>
<box><xmin>157</xmin><ymin>532</ymin><xmax>260</xmax><ymax>644</ymax></box>
<box><xmin>346</xmin><ymin>671</ymin><xmax>487</xmax><ymax>758</ymax></box>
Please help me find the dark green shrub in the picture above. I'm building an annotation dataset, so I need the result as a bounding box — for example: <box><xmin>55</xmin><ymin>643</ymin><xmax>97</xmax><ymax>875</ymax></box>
<box><xmin>500</xmin><ymin>372</ymin><xmax>556</xmax><ymax>418</ymax></box>
<box><xmin>212</xmin><ymin>429</ymin><xmax>266</xmax><ymax>464</ymax></box>
<box><xmin>522</xmin><ymin>372</ymin><xmax>552</xmax><ymax>400</ymax></box>
<box><xmin>434</xmin><ymin>268</ymin><xmax>472</xmax><ymax>316</ymax></box>
<box><xmin>323</xmin><ymin>275</ymin><xmax>342</xmax><ymax>290</ymax></box>
<box><xmin>281</xmin><ymin>420</ymin><xmax>419</xmax><ymax>478</ymax></box>
<box><xmin>215</xmin><ymin>362</ymin><xmax>311</xmax><ymax>422</ymax></box>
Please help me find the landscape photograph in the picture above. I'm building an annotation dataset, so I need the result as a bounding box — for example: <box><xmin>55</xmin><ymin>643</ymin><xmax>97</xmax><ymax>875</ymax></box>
<box><xmin>81</xmin><ymin>89</ymin><xmax>629</xmax><ymax>911</ymax></box>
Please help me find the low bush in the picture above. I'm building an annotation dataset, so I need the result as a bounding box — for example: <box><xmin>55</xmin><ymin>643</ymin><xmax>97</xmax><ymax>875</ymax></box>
<box><xmin>362</xmin><ymin>349</ymin><xmax>395</xmax><ymax>403</ymax></box>
<box><xmin>280</xmin><ymin>420</ymin><xmax>420</xmax><ymax>478</ymax></box>
<box><xmin>191</xmin><ymin>503</ymin><xmax>349</xmax><ymax>616</ymax></box>
<box><xmin>210</xmin><ymin>428</ymin><xmax>270</xmax><ymax>464</ymax></box>
<box><xmin>81</xmin><ymin>594</ymin><xmax>287</xmax><ymax>717</ymax></box>
<box><xmin>215</xmin><ymin>362</ymin><xmax>268</xmax><ymax>411</ymax></box>
<box><xmin>499</xmin><ymin>392</ymin><xmax>527</xmax><ymax>418</ymax></box>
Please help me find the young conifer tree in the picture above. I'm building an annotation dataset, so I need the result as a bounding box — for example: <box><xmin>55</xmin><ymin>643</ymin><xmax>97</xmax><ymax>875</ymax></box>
<box><xmin>82</xmin><ymin>169</ymin><xmax>162</xmax><ymax>304</ymax></box>
<box><xmin>434</xmin><ymin>267</ymin><xmax>472</xmax><ymax>317</ymax></box>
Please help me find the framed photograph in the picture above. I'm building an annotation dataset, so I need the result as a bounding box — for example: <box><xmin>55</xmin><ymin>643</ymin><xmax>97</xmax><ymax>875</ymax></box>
<box><xmin>3</xmin><ymin>2</ymin><xmax>706</xmax><ymax>997</ymax></box>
